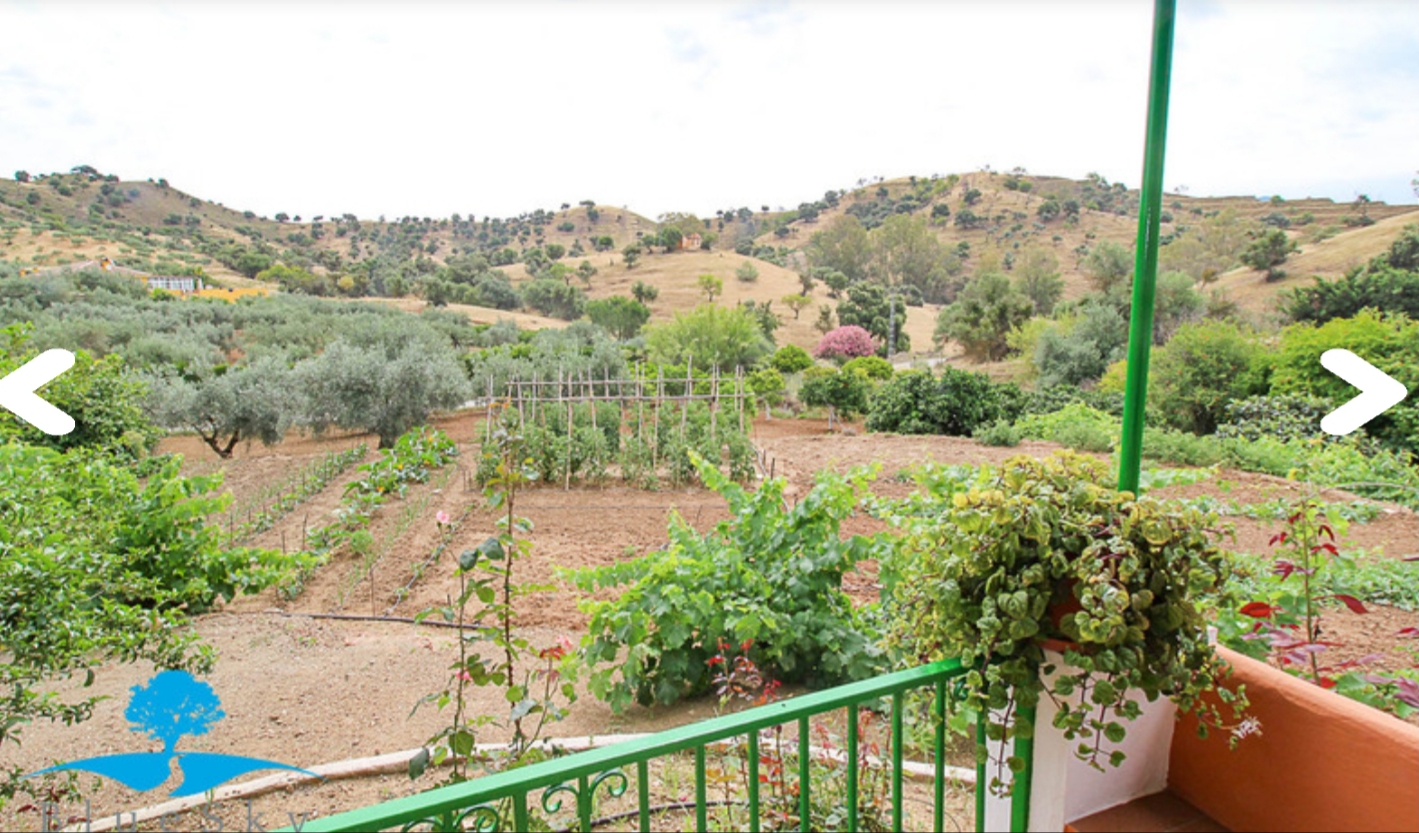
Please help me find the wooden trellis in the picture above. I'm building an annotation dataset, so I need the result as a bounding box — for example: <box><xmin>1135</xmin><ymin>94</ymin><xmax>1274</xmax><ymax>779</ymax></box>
<box><xmin>474</xmin><ymin>361</ymin><xmax>758</xmax><ymax>489</ymax></box>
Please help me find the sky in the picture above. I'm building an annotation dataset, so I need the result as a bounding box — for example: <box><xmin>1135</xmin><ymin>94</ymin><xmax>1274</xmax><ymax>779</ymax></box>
<box><xmin>2</xmin><ymin>1</ymin><xmax>1416</xmax><ymax>222</ymax></box>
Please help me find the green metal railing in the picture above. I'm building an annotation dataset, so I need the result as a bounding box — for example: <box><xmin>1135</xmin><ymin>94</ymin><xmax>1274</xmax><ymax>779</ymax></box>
<box><xmin>288</xmin><ymin>659</ymin><xmax>973</xmax><ymax>833</ymax></box>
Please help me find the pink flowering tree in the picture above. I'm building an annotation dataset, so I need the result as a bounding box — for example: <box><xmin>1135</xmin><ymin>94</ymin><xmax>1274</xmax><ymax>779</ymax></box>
<box><xmin>813</xmin><ymin>325</ymin><xmax>879</xmax><ymax>364</ymax></box>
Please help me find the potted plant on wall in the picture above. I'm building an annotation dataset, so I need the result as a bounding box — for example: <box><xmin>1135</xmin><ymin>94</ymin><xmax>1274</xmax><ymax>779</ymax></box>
<box><xmin>887</xmin><ymin>451</ymin><xmax>1247</xmax><ymax>795</ymax></box>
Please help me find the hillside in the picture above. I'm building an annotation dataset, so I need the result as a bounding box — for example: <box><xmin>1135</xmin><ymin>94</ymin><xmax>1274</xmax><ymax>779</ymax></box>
<box><xmin>758</xmin><ymin>171</ymin><xmax>1419</xmax><ymax>320</ymax></box>
<box><xmin>2</xmin><ymin>167</ymin><xmax>1414</xmax><ymax>354</ymax></box>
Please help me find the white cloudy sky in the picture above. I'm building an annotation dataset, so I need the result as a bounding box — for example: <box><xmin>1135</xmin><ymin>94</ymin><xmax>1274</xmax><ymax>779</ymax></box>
<box><xmin>2</xmin><ymin>1</ymin><xmax>1416</xmax><ymax>221</ymax></box>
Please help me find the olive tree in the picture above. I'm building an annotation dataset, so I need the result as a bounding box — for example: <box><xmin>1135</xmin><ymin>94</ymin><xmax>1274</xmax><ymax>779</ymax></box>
<box><xmin>298</xmin><ymin>340</ymin><xmax>469</xmax><ymax>448</ymax></box>
<box><xmin>145</xmin><ymin>357</ymin><xmax>300</xmax><ymax>458</ymax></box>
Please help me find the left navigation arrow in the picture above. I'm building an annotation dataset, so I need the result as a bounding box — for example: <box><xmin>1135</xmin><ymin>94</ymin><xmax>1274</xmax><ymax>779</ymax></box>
<box><xmin>0</xmin><ymin>349</ymin><xmax>76</xmax><ymax>436</ymax></box>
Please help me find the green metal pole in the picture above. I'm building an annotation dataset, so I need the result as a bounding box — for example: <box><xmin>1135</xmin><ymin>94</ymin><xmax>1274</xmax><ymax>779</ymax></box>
<box><xmin>1117</xmin><ymin>0</ymin><xmax>1177</xmax><ymax>495</ymax></box>
<box><xmin>1008</xmin><ymin>705</ymin><xmax>1036</xmax><ymax>833</ymax></box>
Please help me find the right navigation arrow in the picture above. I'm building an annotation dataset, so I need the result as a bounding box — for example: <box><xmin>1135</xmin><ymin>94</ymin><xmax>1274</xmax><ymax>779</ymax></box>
<box><xmin>1319</xmin><ymin>348</ymin><xmax>1408</xmax><ymax>436</ymax></box>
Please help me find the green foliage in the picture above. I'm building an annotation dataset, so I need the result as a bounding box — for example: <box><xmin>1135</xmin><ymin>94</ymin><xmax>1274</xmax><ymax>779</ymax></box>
<box><xmin>1083</xmin><ymin>241</ymin><xmax>1132</xmax><ymax>293</ymax></box>
<box><xmin>0</xmin><ymin>443</ymin><xmax>308</xmax><ymax>806</ymax></box>
<box><xmin>769</xmin><ymin>344</ymin><xmax>814</xmax><ymax>375</ymax></box>
<box><xmin>1013</xmin><ymin>246</ymin><xmax>1064</xmax><ymax>315</ymax></box>
<box><xmin>1239</xmin><ymin>228</ymin><xmax>1299</xmax><ymax>279</ymax></box>
<box><xmin>1285</xmin><ymin>225</ymin><xmax>1419</xmax><ymax>322</ymax></box>
<box><xmin>696</xmin><ymin>272</ymin><xmax>723</xmax><ymax>302</ymax></box>
<box><xmin>800</xmin><ymin>367</ymin><xmax>872</xmax><ymax>420</ymax></box>
<box><xmin>1032</xmin><ymin>301</ymin><xmax>1129</xmax><ymax>389</ymax></box>
<box><xmin>972</xmin><ymin>418</ymin><xmax>1022</xmax><ymax>447</ymax></box>
<box><xmin>144</xmin><ymin>356</ymin><xmax>298</xmax><ymax>458</ymax></box>
<box><xmin>804</xmin><ymin>214</ymin><xmax>872</xmax><ymax>281</ymax></box>
<box><xmin>630</xmin><ymin>280</ymin><xmax>658</xmax><ymax>305</ymax></box>
<box><xmin>746</xmin><ymin>367</ymin><xmax>786</xmax><ymax>410</ymax></box>
<box><xmin>834</xmin><ymin>282</ymin><xmax>911</xmax><ymax>356</ymax></box>
<box><xmin>734</xmin><ymin>261</ymin><xmax>759</xmax><ymax>282</ymax></box>
<box><xmin>298</xmin><ymin>335</ymin><xmax>469</xmax><ymax>449</ymax></box>
<box><xmin>886</xmin><ymin>452</ymin><xmax>1239</xmax><ymax>794</ymax></box>
<box><xmin>521</xmin><ymin>278</ymin><xmax>586</xmax><ymax>320</ymax></box>
<box><xmin>569</xmin><ymin>456</ymin><xmax>886</xmax><ymax>711</ymax></box>
<box><xmin>1013</xmin><ymin>403</ymin><xmax>1118</xmax><ymax>453</ymax></box>
<box><xmin>870</xmin><ymin>213</ymin><xmax>962</xmax><ymax>305</ymax></box>
<box><xmin>1214</xmin><ymin>394</ymin><xmax>1336</xmax><ymax>443</ymax></box>
<box><xmin>644</xmin><ymin>304</ymin><xmax>772</xmax><ymax>371</ymax></box>
<box><xmin>584</xmin><ymin>295</ymin><xmax>650</xmax><ymax>340</ymax></box>
<box><xmin>1270</xmin><ymin>310</ymin><xmax>1419</xmax><ymax>456</ymax></box>
<box><xmin>0</xmin><ymin>325</ymin><xmax>161</xmax><ymax>457</ymax></box>
<box><xmin>865</xmin><ymin>367</ymin><xmax>1023</xmax><ymax>437</ymax></box>
<box><xmin>1148</xmin><ymin>320</ymin><xmax>1265</xmax><ymax>435</ymax></box>
<box><xmin>841</xmin><ymin>355</ymin><xmax>894</xmax><ymax>381</ymax></box>
<box><xmin>934</xmin><ymin>272</ymin><xmax>1034</xmax><ymax>361</ymax></box>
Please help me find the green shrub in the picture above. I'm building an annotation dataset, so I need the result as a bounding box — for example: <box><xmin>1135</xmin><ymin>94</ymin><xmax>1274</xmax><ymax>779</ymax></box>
<box><xmin>841</xmin><ymin>355</ymin><xmax>894</xmax><ymax>380</ymax></box>
<box><xmin>1148</xmin><ymin>320</ymin><xmax>1266</xmax><ymax>435</ymax></box>
<box><xmin>769</xmin><ymin>344</ymin><xmax>814</xmax><ymax>374</ymax></box>
<box><xmin>866</xmin><ymin>367</ymin><xmax>1023</xmax><ymax>436</ymax></box>
<box><xmin>1051</xmin><ymin>420</ymin><xmax>1114</xmax><ymax>453</ymax></box>
<box><xmin>569</xmin><ymin>456</ymin><xmax>885</xmax><ymax>711</ymax></box>
<box><xmin>800</xmin><ymin>366</ymin><xmax>871</xmax><ymax>420</ymax></box>
<box><xmin>1013</xmin><ymin>403</ymin><xmax>1119</xmax><ymax>443</ymax></box>
<box><xmin>1270</xmin><ymin>310</ymin><xmax>1419</xmax><ymax>456</ymax></box>
<box><xmin>1142</xmin><ymin>428</ymin><xmax>1223</xmax><ymax>467</ymax></box>
<box><xmin>972</xmin><ymin>418</ymin><xmax>1022</xmax><ymax>447</ymax></box>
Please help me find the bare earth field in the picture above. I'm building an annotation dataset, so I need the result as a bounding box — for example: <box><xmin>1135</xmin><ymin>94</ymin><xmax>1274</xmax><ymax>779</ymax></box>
<box><xmin>5</xmin><ymin>416</ymin><xmax>1417</xmax><ymax>831</ymax></box>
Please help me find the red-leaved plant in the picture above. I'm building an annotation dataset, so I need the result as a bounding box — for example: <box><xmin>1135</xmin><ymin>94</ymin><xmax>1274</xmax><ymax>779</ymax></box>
<box><xmin>1239</xmin><ymin>499</ymin><xmax>1419</xmax><ymax>713</ymax></box>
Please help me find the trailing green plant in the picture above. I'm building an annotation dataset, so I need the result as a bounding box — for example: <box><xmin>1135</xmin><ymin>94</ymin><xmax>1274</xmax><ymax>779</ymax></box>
<box><xmin>885</xmin><ymin>452</ymin><xmax>1246</xmax><ymax>795</ymax></box>
<box><xmin>568</xmin><ymin>453</ymin><xmax>886</xmax><ymax>712</ymax></box>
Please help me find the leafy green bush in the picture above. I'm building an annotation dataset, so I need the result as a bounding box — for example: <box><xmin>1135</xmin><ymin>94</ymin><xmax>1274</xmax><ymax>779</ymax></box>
<box><xmin>1148</xmin><ymin>320</ymin><xmax>1266</xmax><ymax>435</ymax></box>
<box><xmin>841</xmin><ymin>355</ymin><xmax>894</xmax><ymax>380</ymax></box>
<box><xmin>972</xmin><ymin>418</ymin><xmax>1022</xmax><ymax>447</ymax></box>
<box><xmin>0</xmin><ymin>324</ymin><xmax>161</xmax><ymax>457</ymax></box>
<box><xmin>1284</xmin><ymin>225</ymin><xmax>1419</xmax><ymax>323</ymax></box>
<box><xmin>1032</xmin><ymin>301</ymin><xmax>1129</xmax><ymax>389</ymax></box>
<box><xmin>1013</xmin><ymin>403</ymin><xmax>1118</xmax><ymax>443</ymax></box>
<box><xmin>866</xmin><ymin>367</ymin><xmax>1023</xmax><ymax>436</ymax></box>
<box><xmin>522</xmin><ymin>279</ymin><xmax>587</xmax><ymax>320</ymax></box>
<box><xmin>1270</xmin><ymin>310</ymin><xmax>1419</xmax><ymax>456</ymax></box>
<box><xmin>1023</xmin><ymin>387</ymin><xmax>1125</xmax><ymax>418</ymax></box>
<box><xmin>1142</xmin><ymin>428</ymin><xmax>1223</xmax><ymax>467</ymax></box>
<box><xmin>800</xmin><ymin>367</ymin><xmax>872</xmax><ymax>420</ymax></box>
<box><xmin>769</xmin><ymin>344</ymin><xmax>814</xmax><ymax>374</ymax></box>
<box><xmin>569</xmin><ymin>456</ymin><xmax>885</xmax><ymax>711</ymax></box>
<box><xmin>644</xmin><ymin>304</ymin><xmax>773</xmax><ymax>371</ymax></box>
<box><xmin>1051</xmin><ymin>420</ymin><xmax>1114</xmax><ymax>453</ymax></box>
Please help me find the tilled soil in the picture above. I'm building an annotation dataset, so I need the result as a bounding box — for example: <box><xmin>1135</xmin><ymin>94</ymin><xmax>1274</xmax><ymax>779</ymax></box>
<box><xmin>7</xmin><ymin>417</ymin><xmax>1417</xmax><ymax>830</ymax></box>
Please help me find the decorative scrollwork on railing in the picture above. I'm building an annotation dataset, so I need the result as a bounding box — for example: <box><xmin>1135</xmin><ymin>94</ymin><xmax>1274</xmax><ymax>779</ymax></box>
<box><xmin>401</xmin><ymin>802</ymin><xmax>502</xmax><ymax>833</ymax></box>
<box><xmin>589</xmin><ymin>769</ymin><xmax>629</xmax><ymax>801</ymax></box>
<box><xmin>541</xmin><ymin>767</ymin><xmax>629</xmax><ymax>826</ymax></box>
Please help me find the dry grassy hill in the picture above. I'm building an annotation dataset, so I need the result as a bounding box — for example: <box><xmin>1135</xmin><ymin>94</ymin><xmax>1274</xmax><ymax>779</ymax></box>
<box><xmin>761</xmin><ymin>172</ymin><xmax>1419</xmax><ymax>320</ymax></box>
<box><xmin>2</xmin><ymin>167</ymin><xmax>1414</xmax><ymax>354</ymax></box>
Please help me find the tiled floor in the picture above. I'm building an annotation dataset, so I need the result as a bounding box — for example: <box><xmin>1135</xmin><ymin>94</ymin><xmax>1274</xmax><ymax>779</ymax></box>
<box><xmin>1068</xmin><ymin>790</ymin><xmax>1230</xmax><ymax>832</ymax></box>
